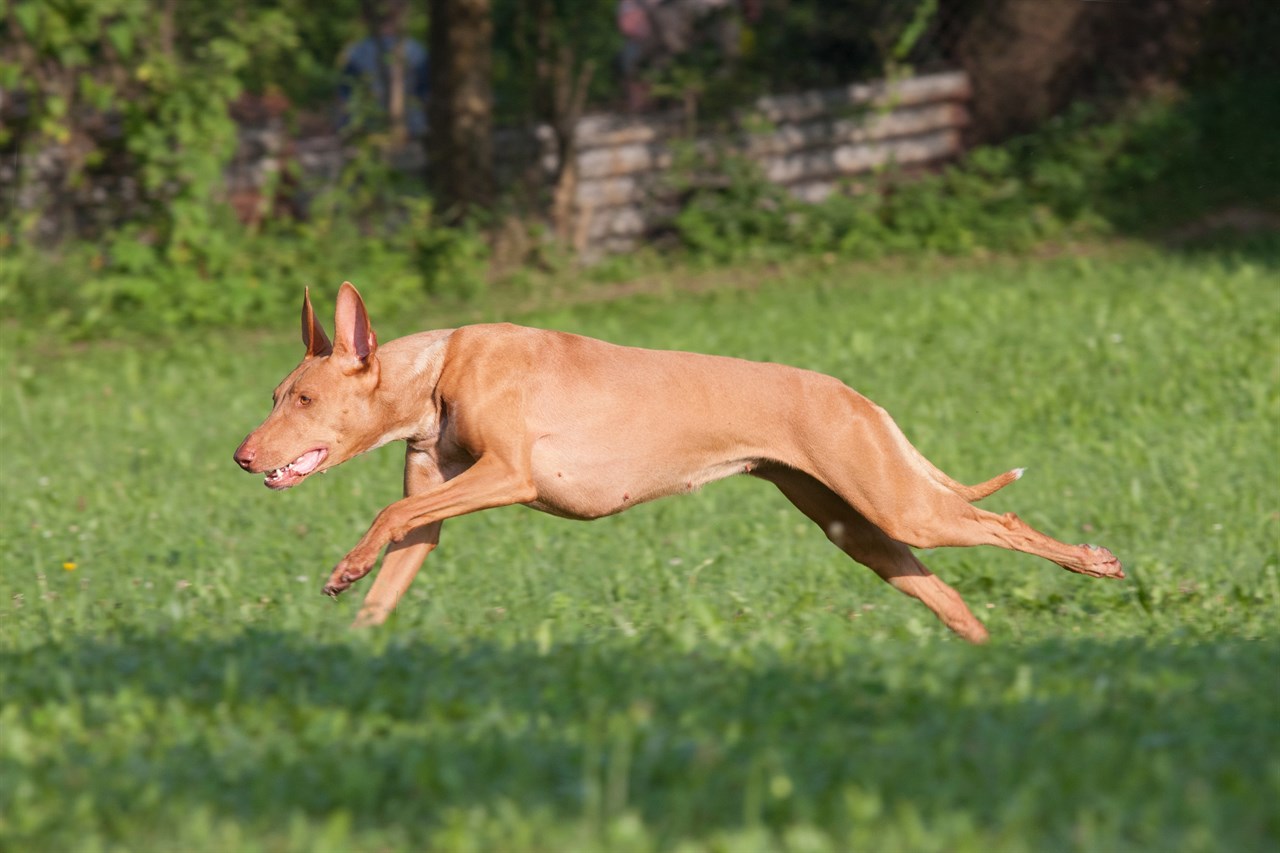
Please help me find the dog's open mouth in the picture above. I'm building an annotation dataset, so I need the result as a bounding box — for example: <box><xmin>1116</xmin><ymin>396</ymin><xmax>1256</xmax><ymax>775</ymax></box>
<box><xmin>264</xmin><ymin>448</ymin><xmax>328</xmax><ymax>490</ymax></box>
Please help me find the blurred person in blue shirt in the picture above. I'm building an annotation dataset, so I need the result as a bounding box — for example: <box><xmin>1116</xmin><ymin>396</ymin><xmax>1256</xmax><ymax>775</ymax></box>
<box><xmin>338</xmin><ymin>0</ymin><xmax>429</xmax><ymax>137</ymax></box>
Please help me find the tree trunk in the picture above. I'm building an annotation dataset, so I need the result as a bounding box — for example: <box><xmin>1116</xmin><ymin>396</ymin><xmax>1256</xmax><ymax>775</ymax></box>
<box><xmin>427</xmin><ymin>0</ymin><xmax>495</xmax><ymax>218</ymax></box>
<box><xmin>954</xmin><ymin>0</ymin><xmax>1087</xmax><ymax>142</ymax></box>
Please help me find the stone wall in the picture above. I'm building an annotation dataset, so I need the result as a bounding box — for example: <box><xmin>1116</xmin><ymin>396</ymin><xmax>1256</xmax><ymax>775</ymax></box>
<box><xmin>568</xmin><ymin>70</ymin><xmax>971</xmax><ymax>256</ymax></box>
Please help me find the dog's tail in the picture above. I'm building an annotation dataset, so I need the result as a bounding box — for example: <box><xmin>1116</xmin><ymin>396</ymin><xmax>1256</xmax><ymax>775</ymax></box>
<box><xmin>874</xmin><ymin>402</ymin><xmax>1024</xmax><ymax>503</ymax></box>
<box><xmin>936</xmin><ymin>466</ymin><xmax>1024</xmax><ymax>502</ymax></box>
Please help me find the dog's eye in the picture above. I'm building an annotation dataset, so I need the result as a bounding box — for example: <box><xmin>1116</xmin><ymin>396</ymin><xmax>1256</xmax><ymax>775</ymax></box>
<box><xmin>298</xmin><ymin>394</ymin><xmax>313</xmax><ymax>406</ymax></box>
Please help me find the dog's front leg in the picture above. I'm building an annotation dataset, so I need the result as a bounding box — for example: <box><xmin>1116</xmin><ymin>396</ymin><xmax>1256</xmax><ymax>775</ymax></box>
<box><xmin>348</xmin><ymin>524</ymin><xmax>439</xmax><ymax>626</ymax></box>
<box><xmin>323</xmin><ymin>454</ymin><xmax>537</xmax><ymax>597</ymax></box>
<box><xmin>349</xmin><ymin>447</ymin><xmax>445</xmax><ymax>627</ymax></box>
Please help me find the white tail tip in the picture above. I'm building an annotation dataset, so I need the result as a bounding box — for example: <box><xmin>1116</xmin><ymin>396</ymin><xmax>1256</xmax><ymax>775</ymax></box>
<box><xmin>1013</xmin><ymin>467</ymin><xmax>1026</xmax><ymax>480</ymax></box>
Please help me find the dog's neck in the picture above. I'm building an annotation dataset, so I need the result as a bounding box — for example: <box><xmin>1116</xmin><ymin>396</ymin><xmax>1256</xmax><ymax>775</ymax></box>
<box><xmin>366</xmin><ymin>329</ymin><xmax>454</xmax><ymax>449</ymax></box>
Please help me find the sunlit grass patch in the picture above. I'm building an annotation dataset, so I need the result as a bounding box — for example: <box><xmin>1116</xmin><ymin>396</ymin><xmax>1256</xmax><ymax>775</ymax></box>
<box><xmin>1</xmin><ymin>240</ymin><xmax>1277</xmax><ymax>850</ymax></box>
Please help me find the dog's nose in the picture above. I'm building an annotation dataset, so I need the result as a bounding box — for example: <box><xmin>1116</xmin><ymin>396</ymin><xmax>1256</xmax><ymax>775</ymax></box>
<box><xmin>233</xmin><ymin>441</ymin><xmax>256</xmax><ymax>471</ymax></box>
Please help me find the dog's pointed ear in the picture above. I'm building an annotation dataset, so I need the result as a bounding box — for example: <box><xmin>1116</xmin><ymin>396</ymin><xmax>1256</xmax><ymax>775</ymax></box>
<box><xmin>332</xmin><ymin>281</ymin><xmax>378</xmax><ymax>372</ymax></box>
<box><xmin>301</xmin><ymin>287</ymin><xmax>333</xmax><ymax>358</ymax></box>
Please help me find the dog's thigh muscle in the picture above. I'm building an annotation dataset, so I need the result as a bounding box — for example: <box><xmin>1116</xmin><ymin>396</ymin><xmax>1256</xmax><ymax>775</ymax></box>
<box><xmin>759</xmin><ymin>465</ymin><xmax>989</xmax><ymax>643</ymax></box>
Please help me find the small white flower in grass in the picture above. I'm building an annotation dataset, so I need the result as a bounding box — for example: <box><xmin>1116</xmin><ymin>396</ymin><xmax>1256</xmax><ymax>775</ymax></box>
<box><xmin>1110</xmin><ymin>333</ymin><xmax>1123</xmax><ymax>344</ymax></box>
<box><xmin>1212</xmin><ymin>523</ymin><xmax>1223</xmax><ymax>531</ymax></box>
<box><xmin>296</xmin><ymin>575</ymin><xmax>309</xmax><ymax>583</ymax></box>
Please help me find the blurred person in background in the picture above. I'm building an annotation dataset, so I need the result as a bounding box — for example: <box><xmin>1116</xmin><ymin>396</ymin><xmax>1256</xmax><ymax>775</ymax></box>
<box><xmin>618</xmin><ymin>0</ymin><xmax>762</xmax><ymax>112</ymax></box>
<box><xmin>338</xmin><ymin>0</ymin><xmax>429</xmax><ymax>139</ymax></box>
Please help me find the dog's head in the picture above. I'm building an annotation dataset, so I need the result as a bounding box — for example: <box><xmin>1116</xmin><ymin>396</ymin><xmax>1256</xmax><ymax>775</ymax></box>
<box><xmin>233</xmin><ymin>282</ymin><xmax>390</xmax><ymax>489</ymax></box>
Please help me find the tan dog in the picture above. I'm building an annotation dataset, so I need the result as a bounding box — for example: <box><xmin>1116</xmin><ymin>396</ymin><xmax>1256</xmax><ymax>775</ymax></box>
<box><xmin>234</xmin><ymin>283</ymin><xmax>1123</xmax><ymax>642</ymax></box>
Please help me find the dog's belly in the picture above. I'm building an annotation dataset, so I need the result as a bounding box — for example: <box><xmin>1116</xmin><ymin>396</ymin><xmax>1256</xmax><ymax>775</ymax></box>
<box><xmin>517</xmin><ymin>345</ymin><xmax>821</xmax><ymax>520</ymax></box>
<box><xmin>526</xmin><ymin>439</ymin><xmax>759</xmax><ymax>520</ymax></box>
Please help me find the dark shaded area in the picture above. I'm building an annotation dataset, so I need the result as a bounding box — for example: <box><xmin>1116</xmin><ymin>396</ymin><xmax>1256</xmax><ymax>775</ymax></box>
<box><xmin>1028</xmin><ymin>72</ymin><xmax>1279</xmax><ymax>239</ymax></box>
<box><xmin>3</xmin><ymin>629</ymin><xmax>1276</xmax><ymax>847</ymax></box>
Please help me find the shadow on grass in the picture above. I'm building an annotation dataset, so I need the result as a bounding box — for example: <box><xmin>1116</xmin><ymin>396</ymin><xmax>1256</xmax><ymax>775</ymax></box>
<box><xmin>3</xmin><ymin>628</ymin><xmax>1278</xmax><ymax>847</ymax></box>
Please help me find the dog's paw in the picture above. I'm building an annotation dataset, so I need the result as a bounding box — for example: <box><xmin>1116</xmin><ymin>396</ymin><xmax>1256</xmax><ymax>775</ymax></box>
<box><xmin>322</xmin><ymin>554</ymin><xmax>374</xmax><ymax>597</ymax></box>
<box><xmin>1075</xmin><ymin>544</ymin><xmax>1125</xmax><ymax>579</ymax></box>
<box><xmin>322</xmin><ymin>578</ymin><xmax>348</xmax><ymax>598</ymax></box>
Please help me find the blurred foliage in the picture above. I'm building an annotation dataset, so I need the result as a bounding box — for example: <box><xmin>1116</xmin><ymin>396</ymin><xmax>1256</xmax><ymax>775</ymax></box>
<box><xmin>0</xmin><ymin>180</ymin><xmax>488</xmax><ymax>338</ymax></box>
<box><xmin>1</xmin><ymin>0</ymin><xmax>301</xmax><ymax>243</ymax></box>
<box><xmin>0</xmin><ymin>1</ymin><xmax>1276</xmax><ymax>339</ymax></box>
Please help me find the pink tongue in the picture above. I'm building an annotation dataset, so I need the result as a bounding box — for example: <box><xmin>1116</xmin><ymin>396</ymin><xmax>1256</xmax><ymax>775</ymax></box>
<box><xmin>291</xmin><ymin>450</ymin><xmax>324</xmax><ymax>475</ymax></box>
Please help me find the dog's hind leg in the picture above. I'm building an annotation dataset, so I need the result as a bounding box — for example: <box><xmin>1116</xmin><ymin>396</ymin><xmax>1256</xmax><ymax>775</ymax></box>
<box><xmin>797</xmin><ymin>391</ymin><xmax>1122</xmax><ymax>581</ymax></box>
<box><xmin>757</xmin><ymin>465</ymin><xmax>990</xmax><ymax>644</ymax></box>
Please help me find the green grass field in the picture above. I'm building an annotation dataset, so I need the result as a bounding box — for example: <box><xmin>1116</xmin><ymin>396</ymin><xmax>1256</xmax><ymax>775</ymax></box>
<box><xmin>2</xmin><ymin>241</ymin><xmax>1278</xmax><ymax>851</ymax></box>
